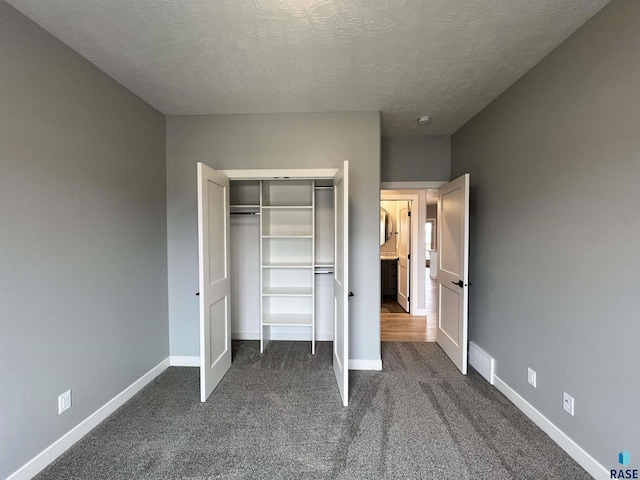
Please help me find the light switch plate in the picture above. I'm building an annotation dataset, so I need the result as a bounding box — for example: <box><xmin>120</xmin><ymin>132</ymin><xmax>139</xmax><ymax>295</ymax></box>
<box><xmin>58</xmin><ymin>390</ymin><xmax>71</xmax><ymax>414</ymax></box>
<box><xmin>563</xmin><ymin>392</ymin><xmax>574</xmax><ymax>416</ymax></box>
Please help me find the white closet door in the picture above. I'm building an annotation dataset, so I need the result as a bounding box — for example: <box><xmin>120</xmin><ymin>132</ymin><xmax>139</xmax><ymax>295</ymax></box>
<box><xmin>333</xmin><ymin>161</ymin><xmax>349</xmax><ymax>406</ymax></box>
<box><xmin>197</xmin><ymin>163</ymin><xmax>232</xmax><ymax>402</ymax></box>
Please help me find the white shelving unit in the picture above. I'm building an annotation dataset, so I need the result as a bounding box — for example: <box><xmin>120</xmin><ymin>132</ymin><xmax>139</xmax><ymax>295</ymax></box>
<box><xmin>228</xmin><ymin>177</ymin><xmax>335</xmax><ymax>355</ymax></box>
<box><xmin>260</xmin><ymin>180</ymin><xmax>316</xmax><ymax>353</ymax></box>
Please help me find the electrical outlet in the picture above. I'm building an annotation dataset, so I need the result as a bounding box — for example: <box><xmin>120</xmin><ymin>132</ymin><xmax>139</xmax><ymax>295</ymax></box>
<box><xmin>527</xmin><ymin>368</ymin><xmax>536</xmax><ymax>388</ymax></box>
<box><xmin>563</xmin><ymin>392</ymin><xmax>574</xmax><ymax>416</ymax></box>
<box><xmin>58</xmin><ymin>390</ymin><xmax>72</xmax><ymax>414</ymax></box>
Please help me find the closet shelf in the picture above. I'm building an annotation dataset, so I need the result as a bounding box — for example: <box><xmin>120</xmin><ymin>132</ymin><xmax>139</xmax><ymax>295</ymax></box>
<box><xmin>262</xmin><ymin>287</ymin><xmax>313</xmax><ymax>296</ymax></box>
<box><xmin>262</xmin><ymin>235</ymin><xmax>313</xmax><ymax>239</ymax></box>
<box><xmin>261</xmin><ymin>205</ymin><xmax>313</xmax><ymax>210</ymax></box>
<box><xmin>262</xmin><ymin>314</ymin><xmax>313</xmax><ymax>326</ymax></box>
<box><xmin>261</xmin><ymin>262</ymin><xmax>313</xmax><ymax>268</ymax></box>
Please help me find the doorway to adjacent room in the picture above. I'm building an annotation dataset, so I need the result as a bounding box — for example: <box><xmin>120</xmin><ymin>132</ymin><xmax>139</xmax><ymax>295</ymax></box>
<box><xmin>380</xmin><ymin>186</ymin><xmax>441</xmax><ymax>342</ymax></box>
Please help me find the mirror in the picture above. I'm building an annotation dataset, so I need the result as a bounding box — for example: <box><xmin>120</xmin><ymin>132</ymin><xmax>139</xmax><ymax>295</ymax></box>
<box><xmin>380</xmin><ymin>207</ymin><xmax>393</xmax><ymax>246</ymax></box>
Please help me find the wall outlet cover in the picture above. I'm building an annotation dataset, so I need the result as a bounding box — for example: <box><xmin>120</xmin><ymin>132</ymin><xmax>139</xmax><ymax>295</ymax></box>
<box><xmin>563</xmin><ymin>392</ymin><xmax>574</xmax><ymax>416</ymax></box>
<box><xmin>58</xmin><ymin>390</ymin><xmax>72</xmax><ymax>414</ymax></box>
<box><xmin>528</xmin><ymin>368</ymin><xmax>537</xmax><ymax>387</ymax></box>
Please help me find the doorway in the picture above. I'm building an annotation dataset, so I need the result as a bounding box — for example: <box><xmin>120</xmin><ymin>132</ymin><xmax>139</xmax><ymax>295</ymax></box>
<box><xmin>380</xmin><ymin>186</ymin><xmax>442</xmax><ymax>343</ymax></box>
<box><xmin>380</xmin><ymin>199</ymin><xmax>411</xmax><ymax>314</ymax></box>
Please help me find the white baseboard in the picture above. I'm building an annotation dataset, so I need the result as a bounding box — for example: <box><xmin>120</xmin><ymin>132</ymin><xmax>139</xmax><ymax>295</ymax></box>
<box><xmin>493</xmin><ymin>375</ymin><xmax>609</xmax><ymax>480</ymax></box>
<box><xmin>169</xmin><ymin>355</ymin><xmax>200</xmax><ymax>367</ymax></box>
<box><xmin>411</xmin><ymin>308</ymin><xmax>427</xmax><ymax>316</ymax></box>
<box><xmin>7</xmin><ymin>358</ymin><xmax>170</xmax><ymax>480</ymax></box>
<box><xmin>232</xmin><ymin>331</ymin><xmax>333</xmax><ymax>341</ymax></box>
<box><xmin>232</xmin><ymin>331</ymin><xmax>259</xmax><ymax>340</ymax></box>
<box><xmin>349</xmin><ymin>358</ymin><xmax>383</xmax><ymax>371</ymax></box>
<box><xmin>468</xmin><ymin>341</ymin><xmax>494</xmax><ymax>385</ymax></box>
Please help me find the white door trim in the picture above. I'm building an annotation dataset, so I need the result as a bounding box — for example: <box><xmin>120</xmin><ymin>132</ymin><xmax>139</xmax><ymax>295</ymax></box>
<box><xmin>219</xmin><ymin>168</ymin><xmax>338</xmax><ymax>180</ymax></box>
<box><xmin>381</xmin><ymin>181</ymin><xmax>446</xmax><ymax>190</ymax></box>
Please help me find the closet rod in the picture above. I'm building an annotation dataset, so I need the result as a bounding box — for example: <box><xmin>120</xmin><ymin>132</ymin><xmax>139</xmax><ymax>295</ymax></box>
<box><xmin>314</xmin><ymin>271</ymin><xmax>334</xmax><ymax>274</ymax></box>
<box><xmin>314</xmin><ymin>186</ymin><xmax>334</xmax><ymax>190</ymax></box>
<box><xmin>230</xmin><ymin>212</ymin><xmax>260</xmax><ymax>215</ymax></box>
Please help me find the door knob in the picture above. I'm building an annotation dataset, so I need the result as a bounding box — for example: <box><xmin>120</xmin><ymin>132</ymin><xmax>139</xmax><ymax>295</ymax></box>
<box><xmin>451</xmin><ymin>280</ymin><xmax>464</xmax><ymax>288</ymax></box>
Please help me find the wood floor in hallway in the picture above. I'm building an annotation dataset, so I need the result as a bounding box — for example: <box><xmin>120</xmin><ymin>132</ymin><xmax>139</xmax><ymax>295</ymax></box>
<box><xmin>381</xmin><ymin>270</ymin><xmax>438</xmax><ymax>342</ymax></box>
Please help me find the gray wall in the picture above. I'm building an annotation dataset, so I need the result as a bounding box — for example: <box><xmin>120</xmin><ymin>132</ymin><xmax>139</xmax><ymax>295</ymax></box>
<box><xmin>381</xmin><ymin>135</ymin><xmax>450</xmax><ymax>182</ymax></box>
<box><xmin>451</xmin><ymin>0</ymin><xmax>640</xmax><ymax>468</ymax></box>
<box><xmin>0</xmin><ymin>4</ymin><xmax>168</xmax><ymax>477</ymax></box>
<box><xmin>166</xmin><ymin>113</ymin><xmax>381</xmax><ymax>361</ymax></box>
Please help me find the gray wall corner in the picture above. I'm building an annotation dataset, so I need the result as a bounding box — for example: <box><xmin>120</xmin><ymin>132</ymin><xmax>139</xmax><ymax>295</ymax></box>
<box><xmin>451</xmin><ymin>0</ymin><xmax>640</xmax><ymax>469</ymax></box>
<box><xmin>0</xmin><ymin>3</ymin><xmax>169</xmax><ymax>477</ymax></box>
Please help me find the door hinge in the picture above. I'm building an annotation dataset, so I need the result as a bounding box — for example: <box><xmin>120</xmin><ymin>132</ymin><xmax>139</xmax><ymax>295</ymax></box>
<box><xmin>408</xmin><ymin>254</ymin><xmax>411</xmax><ymax>260</ymax></box>
<box><xmin>408</xmin><ymin>296</ymin><xmax>410</xmax><ymax>302</ymax></box>
<box><xmin>408</xmin><ymin>211</ymin><xmax>411</xmax><ymax>217</ymax></box>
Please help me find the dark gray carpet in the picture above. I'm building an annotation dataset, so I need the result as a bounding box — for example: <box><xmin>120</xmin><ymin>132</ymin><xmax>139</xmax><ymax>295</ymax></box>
<box><xmin>36</xmin><ymin>341</ymin><xmax>590</xmax><ymax>479</ymax></box>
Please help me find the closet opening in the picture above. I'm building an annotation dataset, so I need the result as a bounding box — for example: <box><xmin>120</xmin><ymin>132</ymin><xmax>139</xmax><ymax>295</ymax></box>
<box><xmin>229</xmin><ymin>178</ymin><xmax>335</xmax><ymax>354</ymax></box>
<box><xmin>197</xmin><ymin>164</ymin><xmax>350</xmax><ymax>405</ymax></box>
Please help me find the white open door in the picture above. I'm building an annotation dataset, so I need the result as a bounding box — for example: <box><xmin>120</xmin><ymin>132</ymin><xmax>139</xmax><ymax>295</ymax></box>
<box><xmin>437</xmin><ymin>174</ymin><xmax>470</xmax><ymax>374</ymax></box>
<box><xmin>397</xmin><ymin>204</ymin><xmax>411</xmax><ymax>312</ymax></box>
<box><xmin>197</xmin><ymin>163</ymin><xmax>232</xmax><ymax>402</ymax></box>
<box><xmin>333</xmin><ymin>161</ymin><xmax>349</xmax><ymax>406</ymax></box>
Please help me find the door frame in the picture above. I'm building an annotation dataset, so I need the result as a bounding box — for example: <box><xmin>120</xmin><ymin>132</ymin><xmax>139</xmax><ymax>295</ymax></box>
<box><xmin>380</xmin><ymin>192</ymin><xmax>419</xmax><ymax>314</ymax></box>
<box><xmin>219</xmin><ymin>168</ymin><xmax>338</xmax><ymax>180</ymax></box>
<box><xmin>213</xmin><ymin>169</ymin><xmax>342</xmax><ymax>340</ymax></box>
<box><xmin>381</xmin><ymin>186</ymin><xmax>447</xmax><ymax>316</ymax></box>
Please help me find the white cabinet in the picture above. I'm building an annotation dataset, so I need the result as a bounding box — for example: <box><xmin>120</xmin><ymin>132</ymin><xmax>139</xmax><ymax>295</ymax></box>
<box><xmin>229</xmin><ymin>178</ymin><xmax>335</xmax><ymax>354</ymax></box>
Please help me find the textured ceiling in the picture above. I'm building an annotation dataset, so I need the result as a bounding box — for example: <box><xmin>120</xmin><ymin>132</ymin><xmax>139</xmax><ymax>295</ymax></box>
<box><xmin>7</xmin><ymin>0</ymin><xmax>609</xmax><ymax>136</ymax></box>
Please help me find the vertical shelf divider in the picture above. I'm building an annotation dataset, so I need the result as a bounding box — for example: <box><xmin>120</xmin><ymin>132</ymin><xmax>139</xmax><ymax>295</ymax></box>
<box><xmin>259</xmin><ymin>180</ymin><xmax>266</xmax><ymax>353</ymax></box>
<box><xmin>311</xmin><ymin>180</ymin><xmax>316</xmax><ymax>354</ymax></box>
